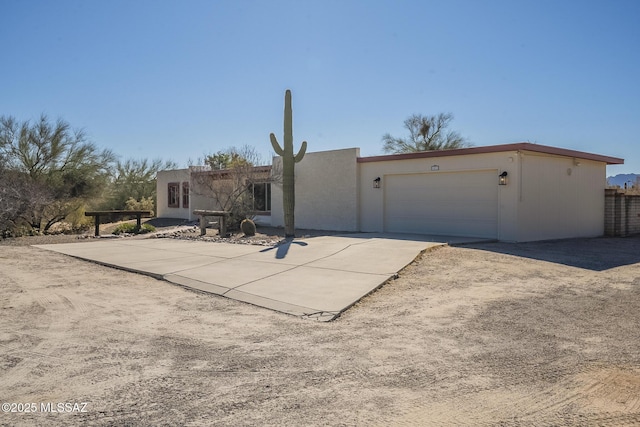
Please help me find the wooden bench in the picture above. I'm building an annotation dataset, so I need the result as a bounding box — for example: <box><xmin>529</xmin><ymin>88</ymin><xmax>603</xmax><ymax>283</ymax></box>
<box><xmin>193</xmin><ymin>210</ymin><xmax>231</xmax><ymax>236</ymax></box>
<box><xmin>85</xmin><ymin>210</ymin><xmax>153</xmax><ymax>236</ymax></box>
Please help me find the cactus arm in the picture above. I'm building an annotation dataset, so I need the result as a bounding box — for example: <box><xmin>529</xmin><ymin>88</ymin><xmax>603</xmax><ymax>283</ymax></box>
<box><xmin>294</xmin><ymin>140</ymin><xmax>307</xmax><ymax>163</ymax></box>
<box><xmin>270</xmin><ymin>133</ymin><xmax>285</xmax><ymax>156</ymax></box>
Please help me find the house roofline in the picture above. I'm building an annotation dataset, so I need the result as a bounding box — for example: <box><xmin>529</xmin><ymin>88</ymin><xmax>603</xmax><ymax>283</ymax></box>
<box><xmin>190</xmin><ymin>165</ymin><xmax>272</xmax><ymax>176</ymax></box>
<box><xmin>357</xmin><ymin>143</ymin><xmax>624</xmax><ymax>165</ymax></box>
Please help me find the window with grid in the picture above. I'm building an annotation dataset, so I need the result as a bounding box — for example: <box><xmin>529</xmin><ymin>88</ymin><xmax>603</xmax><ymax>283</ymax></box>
<box><xmin>168</xmin><ymin>182</ymin><xmax>180</xmax><ymax>208</ymax></box>
<box><xmin>182</xmin><ymin>182</ymin><xmax>189</xmax><ymax>208</ymax></box>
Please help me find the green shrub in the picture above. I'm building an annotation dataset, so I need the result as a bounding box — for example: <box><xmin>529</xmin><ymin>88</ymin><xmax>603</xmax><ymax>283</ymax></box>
<box><xmin>64</xmin><ymin>204</ymin><xmax>94</xmax><ymax>233</ymax></box>
<box><xmin>125</xmin><ymin>197</ymin><xmax>155</xmax><ymax>216</ymax></box>
<box><xmin>140</xmin><ymin>223</ymin><xmax>156</xmax><ymax>234</ymax></box>
<box><xmin>6</xmin><ymin>226</ymin><xmax>41</xmax><ymax>237</ymax></box>
<box><xmin>112</xmin><ymin>222</ymin><xmax>156</xmax><ymax>235</ymax></box>
<box><xmin>112</xmin><ymin>223</ymin><xmax>136</xmax><ymax>235</ymax></box>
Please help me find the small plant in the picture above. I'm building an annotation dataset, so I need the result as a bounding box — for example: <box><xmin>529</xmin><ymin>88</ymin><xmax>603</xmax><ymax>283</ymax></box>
<box><xmin>5</xmin><ymin>226</ymin><xmax>41</xmax><ymax>237</ymax></box>
<box><xmin>112</xmin><ymin>223</ymin><xmax>156</xmax><ymax>235</ymax></box>
<box><xmin>240</xmin><ymin>218</ymin><xmax>256</xmax><ymax>236</ymax></box>
<box><xmin>112</xmin><ymin>223</ymin><xmax>137</xmax><ymax>235</ymax></box>
<box><xmin>140</xmin><ymin>224</ymin><xmax>156</xmax><ymax>234</ymax></box>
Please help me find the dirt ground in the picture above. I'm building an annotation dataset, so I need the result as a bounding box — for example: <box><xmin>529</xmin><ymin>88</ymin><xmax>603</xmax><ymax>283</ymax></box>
<box><xmin>1</xmin><ymin>233</ymin><xmax>640</xmax><ymax>426</ymax></box>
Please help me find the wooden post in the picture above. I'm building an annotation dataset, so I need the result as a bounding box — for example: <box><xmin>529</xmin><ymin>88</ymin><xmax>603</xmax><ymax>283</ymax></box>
<box><xmin>200</xmin><ymin>215</ymin><xmax>207</xmax><ymax>236</ymax></box>
<box><xmin>192</xmin><ymin>210</ymin><xmax>229</xmax><ymax>237</ymax></box>
<box><xmin>85</xmin><ymin>210</ymin><xmax>152</xmax><ymax>237</ymax></box>
<box><xmin>94</xmin><ymin>215</ymin><xmax>100</xmax><ymax>236</ymax></box>
<box><xmin>219</xmin><ymin>215</ymin><xmax>226</xmax><ymax>237</ymax></box>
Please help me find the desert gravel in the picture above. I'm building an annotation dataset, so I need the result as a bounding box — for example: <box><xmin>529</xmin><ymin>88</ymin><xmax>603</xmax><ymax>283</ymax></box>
<box><xmin>1</xmin><ymin>235</ymin><xmax>639</xmax><ymax>426</ymax></box>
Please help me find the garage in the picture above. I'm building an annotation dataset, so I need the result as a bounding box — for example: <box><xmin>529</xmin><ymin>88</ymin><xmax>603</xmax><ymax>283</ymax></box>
<box><xmin>383</xmin><ymin>170</ymin><xmax>499</xmax><ymax>238</ymax></box>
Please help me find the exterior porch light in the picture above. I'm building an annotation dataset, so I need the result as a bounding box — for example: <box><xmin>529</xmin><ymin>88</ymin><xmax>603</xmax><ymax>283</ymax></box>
<box><xmin>373</xmin><ymin>177</ymin><xmax>381</xmax><ymax>188</ymax></box>
<box><xmin>499</xmin><ymin>171</ymin><xmax>508</xmax><ymax>186</ymax></box>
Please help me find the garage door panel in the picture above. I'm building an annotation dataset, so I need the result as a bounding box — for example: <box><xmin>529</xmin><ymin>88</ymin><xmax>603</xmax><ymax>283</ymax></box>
<box><xmin>387</xmin><ymin>202</ymin><xmax>495</xmax><ymax>218</ymax></box>
<box><xmin>384</xmin><ymin>171</ymin><xmax>498</xmax><ymax>238</ymax></box>
<box><xmin>393</xmin><ymin>218</ymin><xmax>497</xmax><ymax>237</ymax></box>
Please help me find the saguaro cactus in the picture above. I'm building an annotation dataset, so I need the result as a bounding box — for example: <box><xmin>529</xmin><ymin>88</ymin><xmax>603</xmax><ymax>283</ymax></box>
<box><xmin>270</xmin><ymin>89</ymin><xmax>307</xmax><ymax>238</ymax></box>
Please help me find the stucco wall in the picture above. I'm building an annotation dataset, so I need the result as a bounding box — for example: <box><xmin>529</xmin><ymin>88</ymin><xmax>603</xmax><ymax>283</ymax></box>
<box><xmin>359</xmin><ymin>151</ymin><xmax>520</xmax><ymax>240</ymax></box>
<box><xmin>270</xmin><ymin>148</ymin><xmax>360</xmax><ymax>231</ymax></box>
<box><xmin>188</xmin><ymin>171</ymin><xmax>222</xmax><ymax>215</ymax></box>
<box><xmin>157</xmin><ymin>167</ymin><xmax>274</xmax><ymax>224</ymax></box>
<box><xmin>517</xmin><ymin>153</ymin><xmax>605</xmax><ymax>241</ymax></box>
<box><xmin>156</xmin><ymin>169</ymin><xmax>193</xmax><ymax>220</ymax></box>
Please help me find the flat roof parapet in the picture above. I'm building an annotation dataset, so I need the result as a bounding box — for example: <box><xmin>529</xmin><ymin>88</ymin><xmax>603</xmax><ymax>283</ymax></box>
<box><xmin>357</xmin><ymin>142</ymin><xmax>624</xmax><ymax>165</ymax></box>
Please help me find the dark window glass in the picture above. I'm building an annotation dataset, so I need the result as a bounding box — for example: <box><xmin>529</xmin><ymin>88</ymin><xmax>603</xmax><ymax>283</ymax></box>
<box><xmin>168</xmin><ymin>183</ymin><xmax>180</xmax><ymax>208</ymax></box>
<box><xmin>251</xmin><ymin>182</ymin><xmax>271</xmax><ymax>212</ymax></box>
<box><xmin>182</xmin><ymin>182</ymin><xmax>189</xmax><ymax>208</ymax></box>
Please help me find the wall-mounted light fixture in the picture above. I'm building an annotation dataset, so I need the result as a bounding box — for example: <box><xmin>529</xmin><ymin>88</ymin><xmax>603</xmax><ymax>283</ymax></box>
<box><xmin>373</xmin><ymin>177</ymin><xmax>381</xmax><ymax>188</ymax></box>
<box><xmin>431</xmin><ymin>165</ymin><xmax>440</xmax><ymax>171</ymax></box>
<box><xmin>499</xmin><ymin>171</ymin><xmax>508</xmax><ymax>185</ymax></box>
<box><xmin>573</xmin><ymin>158</ymin><xmax>581</xmax><ymax>167</ymax></box>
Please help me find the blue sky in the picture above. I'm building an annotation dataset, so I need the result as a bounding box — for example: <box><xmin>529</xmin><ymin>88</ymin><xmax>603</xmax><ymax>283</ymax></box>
<box><xmin>1</xmin><ymin>0</ymin><xmax>639</xmax><ymax>174</ymax></box>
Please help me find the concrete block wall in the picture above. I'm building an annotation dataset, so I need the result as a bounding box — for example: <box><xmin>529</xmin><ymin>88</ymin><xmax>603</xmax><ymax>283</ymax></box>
<box><xmin>605</xmin><ymin>189</ymin><xmax>640</xmax><ymax>236</ymax></box>
<box><xmin>615</xmin><ymin>193</ymin><xmax>626</xmax><ymax>236</ymax></box>
<box><xmin>604</xmin><ymin>189</ymin><xmax>617</xmax><ymax>236</ymax></box>
<box><xmin>626</xmin><ymin>195</ymin><xmax>640</xmax><ymax>235</ymax></box>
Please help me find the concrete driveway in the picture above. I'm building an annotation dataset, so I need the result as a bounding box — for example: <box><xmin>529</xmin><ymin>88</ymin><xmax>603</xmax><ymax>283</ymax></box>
<box><xmin>36</xmin><ymin>233</ymin><xmax>485</xmax><ymax>321</ymax></box>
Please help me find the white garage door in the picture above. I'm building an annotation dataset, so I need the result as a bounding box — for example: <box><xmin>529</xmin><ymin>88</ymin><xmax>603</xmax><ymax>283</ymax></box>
<box><xmin>384</xmin><ymin>170</ymin><xmax>498</xmax><ymax>238</ymax></box>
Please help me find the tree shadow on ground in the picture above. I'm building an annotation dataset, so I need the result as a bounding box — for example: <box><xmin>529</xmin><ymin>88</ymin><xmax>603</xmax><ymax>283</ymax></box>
<box><xmin>462</xmin><ymin>235</ymin><xmax>640</xmax><ymax>271</ymax></box>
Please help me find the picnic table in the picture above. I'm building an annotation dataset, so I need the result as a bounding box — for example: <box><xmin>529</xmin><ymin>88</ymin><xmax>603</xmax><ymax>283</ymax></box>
<box><xmin>192</xmin><ymin>210</ymin><xmax>231</xmax><ymax>236</ymax></box>
<box><xmin>85</xmin><ymin>210</ymin><xmax>153</xmax><ymax>236</ymax></box>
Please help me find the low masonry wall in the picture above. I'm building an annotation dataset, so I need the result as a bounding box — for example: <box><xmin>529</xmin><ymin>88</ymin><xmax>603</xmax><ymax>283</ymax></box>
<box><xmin>605</xmin><ymin>189</ymin><xmax>640</xmax><ymax>237</ymax></box>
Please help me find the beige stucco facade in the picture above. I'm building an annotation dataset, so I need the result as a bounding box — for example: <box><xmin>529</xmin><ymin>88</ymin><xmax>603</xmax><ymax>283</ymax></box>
<box><xmin>358</xmin><ymin>148</ymin><xmax>611</xmax><ymax>241</ymax></box>
<box><xmin>516</xmin><ymin>153</ymin><xmax>606</xmax><ymax>241</ymax></box>
<box><xmin>157</xmin><ymin>166</ymin><xmax>272</xmax><ymax>224</ymax></box>
<box><xmin>157</xmin><ymin>143</ymin><xmax>622</xmax><ymax>242</ymax></box>
<box><xmin>270</xmin><ymin>148</ymin><xmax>360</xmax><ymax>232</ymax></box>
<box><xmin>156</xmin><ymin>168</ymin><xmax>193</xmax><ymax>220</ymax></box>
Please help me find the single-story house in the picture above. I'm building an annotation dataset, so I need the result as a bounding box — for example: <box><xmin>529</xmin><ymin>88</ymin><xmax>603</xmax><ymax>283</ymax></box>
<box><xmin>157</xmin><ymin>142</ymin><xmax>624</xmax><ymax>242</ymax></box>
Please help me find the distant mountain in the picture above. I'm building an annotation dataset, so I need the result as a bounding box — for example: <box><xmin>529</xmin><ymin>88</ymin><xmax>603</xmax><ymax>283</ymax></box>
<box><xmin>607</xmin><ymin>173</ymin><xmax>638</xmax><ymax>187</ymax></box>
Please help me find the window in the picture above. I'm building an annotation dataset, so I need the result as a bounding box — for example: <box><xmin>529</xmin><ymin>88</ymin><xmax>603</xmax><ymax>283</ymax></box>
<box><xmin>168</xmin><ymin>182</ymin><xmax>180</xmax><ymax>208</ymax></box>
<box><xmin>251</xmin><ymin>182</ymin><xmax>271</xmax><ymax>212</ymax></box>
<box><xmin>182</xmin><ymin>182</ymin><xmax>189</xmax><ymax>208</ymax></box>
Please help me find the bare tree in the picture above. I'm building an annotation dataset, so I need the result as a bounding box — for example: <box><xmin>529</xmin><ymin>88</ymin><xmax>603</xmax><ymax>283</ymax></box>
<box><xmin>191</xmin><ymin>146</ymin><xmax>271</xmax><ymax>229</ymax></box>
<box><xmin>0</xmin><ymin>167</ymin><xmax>56</xmax><ymax>235</ymax></box>
<box><xmin>382</xmin><ymin>113</ymin><xmax>471</xmax><ymax>153</ymax></box>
